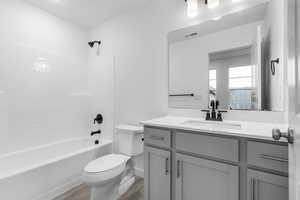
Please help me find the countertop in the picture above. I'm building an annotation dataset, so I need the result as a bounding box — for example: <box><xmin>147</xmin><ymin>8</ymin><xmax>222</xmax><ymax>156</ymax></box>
<box><xmin>141</xmin><ymin>116</ymin><xmax>288</xmax><ymax>142</ymax></box>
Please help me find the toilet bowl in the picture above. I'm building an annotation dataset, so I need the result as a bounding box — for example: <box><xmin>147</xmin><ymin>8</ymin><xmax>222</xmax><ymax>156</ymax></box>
<box><xmin>83</xmin><ymin>125</ymin><xmax>144</xmax><ymax>200</ymax></box>
<box><xmin>83</xmin><ymin>154</ymin><xmax>130</xmax><ymax>200</ymax></box>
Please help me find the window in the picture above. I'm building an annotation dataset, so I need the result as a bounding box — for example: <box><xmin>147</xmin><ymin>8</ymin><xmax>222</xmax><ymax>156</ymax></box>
<box><xmin>229</xmin><ymin>66</ymin><xmax>254</xmax><ymax>89</ymax></box>
<box><xmin>209</xmin><ymin>69</ymin><xmax>216</xmax><ymax>90</ymax></box>
<box><xmin>209</xmin><ymin>69</ymin><xmax>217</xmax><ymax>101</ymax></box>
<box><xmin>229</xmin><ymin>66</ymin><xmax>256</xmax><ymax>110</ymax></box>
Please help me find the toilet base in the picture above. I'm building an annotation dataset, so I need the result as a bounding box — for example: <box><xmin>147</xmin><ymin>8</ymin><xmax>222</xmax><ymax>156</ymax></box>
<box><xmin>119</xmin><ymin>176</ymin><xmax>135</xmax><ymax>196</ymax></box>
<box><xmin>90</xmin><ymin>175</ymin><xmax>122</xmax><ymax>200</ymax></box>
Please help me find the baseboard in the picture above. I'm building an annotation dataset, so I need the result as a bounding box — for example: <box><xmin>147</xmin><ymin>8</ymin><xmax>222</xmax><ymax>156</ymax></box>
<box><xmin>134</xmin><ymin>167</ymin><xmax>144</xmax><ymax>178</ymax></box>
<box><xmin>33</xmin><ymin>175</ymin><xmax>83</xmax><ymax>200</ymax></box>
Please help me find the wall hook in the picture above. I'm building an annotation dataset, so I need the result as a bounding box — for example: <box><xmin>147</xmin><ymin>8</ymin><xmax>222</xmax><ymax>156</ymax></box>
<box><xmin>270</xmin><ymin>58</ymin><xmax>279</xmax><ymax>76</ymax></box>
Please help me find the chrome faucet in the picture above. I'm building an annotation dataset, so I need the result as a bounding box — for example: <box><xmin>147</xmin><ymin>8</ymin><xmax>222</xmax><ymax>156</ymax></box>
<box><xmin>202</xmin><ymin>100</ymin><xmax>227</xmax><ymax>121</ymax></box>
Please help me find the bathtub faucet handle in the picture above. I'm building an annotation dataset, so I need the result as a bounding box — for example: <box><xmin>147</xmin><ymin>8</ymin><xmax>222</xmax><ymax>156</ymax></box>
<box><xmin>94</xmin><ymin>114</ymin><xmax>103</xmax><ymax>124</ymax></box>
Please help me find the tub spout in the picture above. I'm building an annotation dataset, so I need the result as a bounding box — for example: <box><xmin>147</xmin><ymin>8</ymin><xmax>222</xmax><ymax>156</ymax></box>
<box><xmin>91</xmin><ymin>130</ymin><xmax>101</xmax><ymax>136</ymax></box>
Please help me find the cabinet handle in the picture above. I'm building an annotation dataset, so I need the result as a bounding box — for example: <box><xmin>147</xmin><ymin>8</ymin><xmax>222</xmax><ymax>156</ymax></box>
<box><xmin>251</xmin><ymin>178</ymin><xmax>256</xmax><ymax>200</ymax></box>
<box><xmin>177</xmin><ymin>160</ymin><xmax>181</xmax><ymax>178</ymax></box>
<box><xmin>260</xmin><ymin>154</ymin><xmax>288</xmax><ymax>163</ymax></box>
<box><xmin>149</xmin><ymin>135</ymin><xmax>165</xmax><ymax>141</ymax></box>
<box><xmin>165</xmin><ymin>158</ymin><xmax>169</xmax><ymax>175</ymax></box>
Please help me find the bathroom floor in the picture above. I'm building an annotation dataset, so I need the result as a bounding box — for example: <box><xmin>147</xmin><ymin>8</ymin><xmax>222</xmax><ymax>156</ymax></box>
<box><xmin>54</xmin><ymin>178</ymin><xmax>144</xmax><ymax>200</ymax></box>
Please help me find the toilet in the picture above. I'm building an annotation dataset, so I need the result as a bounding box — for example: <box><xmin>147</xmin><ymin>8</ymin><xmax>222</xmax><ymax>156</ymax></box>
<box><xmin>83</xmin><ymin>125</ymin><xmax>144</xmax><ymax>200</ymax></box>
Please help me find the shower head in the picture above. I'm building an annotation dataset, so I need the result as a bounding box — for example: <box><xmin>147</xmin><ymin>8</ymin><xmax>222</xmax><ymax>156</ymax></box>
<box><xmin>88</xmin><ymin>41</ymin><xmax>101</xmax><ymax>48</ymax></box>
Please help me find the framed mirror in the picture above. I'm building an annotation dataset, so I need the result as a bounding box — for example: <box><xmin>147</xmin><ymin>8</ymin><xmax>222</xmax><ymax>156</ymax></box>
<box><xmin>168</xmin><ymin>0</ymin><xmax>284</xmax><ymax>111</ymax></box>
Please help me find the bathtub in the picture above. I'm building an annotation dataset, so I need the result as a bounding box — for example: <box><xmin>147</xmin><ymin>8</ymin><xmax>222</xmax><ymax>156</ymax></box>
<box><xmin>0</xmin><ymin>138</ymin><xmax>112</xmax><ymax>200</ymax></box>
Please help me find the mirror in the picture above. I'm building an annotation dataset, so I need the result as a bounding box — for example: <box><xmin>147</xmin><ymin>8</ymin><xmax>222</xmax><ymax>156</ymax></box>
<box><xmin>168</xmin><ymin>1</ymin><xmax>284</xmax><ymax>111</ymax></box>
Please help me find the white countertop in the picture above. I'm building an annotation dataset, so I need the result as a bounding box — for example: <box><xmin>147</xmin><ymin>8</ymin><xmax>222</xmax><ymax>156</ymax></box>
<box><xmin>141</xmin><ymin>116</ymin><xmax>288</xmax><ymax>142</ymax></box>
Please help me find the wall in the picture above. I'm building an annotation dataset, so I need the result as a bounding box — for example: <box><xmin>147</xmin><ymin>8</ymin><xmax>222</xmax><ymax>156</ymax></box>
<box><xmin>88</xmin><ymin>0</ymin><xmax>287</xmax><ymax>175</ymax></box>
<box><xmin>169</xmin><ymin>22</ymin><xmax>260</xmax><ymax>109</ymax></box>
<box><xmin>88</xmin><ymin>1</ymin><xmax>173</xmax><ymax>137</ymax></box>
<box><xmin>262</xmin><ymin>0</ymin><xmax>285</xmax><ymax>111</ymax></box>
<box><xmin>88</xmin><ymin>0</ymin><xmax>178</xmax><ymax>175</ymax></box>
<box><xmin>0</xmin><ymin>0</ymin><xmax>90</xmax><ymax>155</ymax></box>
<box><xmin>87</xmin><ymin>51</ymin><xmax>115</xmax><ymax>142</ymax></box>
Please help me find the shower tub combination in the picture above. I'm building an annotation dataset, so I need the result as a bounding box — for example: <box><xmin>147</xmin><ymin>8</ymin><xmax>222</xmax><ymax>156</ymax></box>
<box><xmin>0</xmin><ymin>138</ymin><xmax>112</xmax><ymax>200</ymax></box>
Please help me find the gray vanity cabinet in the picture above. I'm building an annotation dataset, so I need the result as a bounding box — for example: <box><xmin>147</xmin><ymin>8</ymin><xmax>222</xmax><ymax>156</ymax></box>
<box><xmin>247</xmin><ymin>169</ymin><xmax>288</xmax><ymax>200</ymax></box>
<box><xmin>144</xmin><ymin>146</ymin><xmax>171</xmax><ymax>200</ymax></box>
<box><xmin>175</xmin><ymin>153</ymin><xmax>239</xmax><ymax>200</ymax></box>
<box><xmin>144</xmin><ymin>126</ymin><xmax>288</xmax><ymax>200</ymax></box>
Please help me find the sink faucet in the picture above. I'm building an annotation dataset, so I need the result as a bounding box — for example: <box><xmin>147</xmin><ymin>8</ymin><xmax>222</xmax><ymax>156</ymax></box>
<box><xmin>202</xmin><ymin>100</ymin><xmax>227</xmax><ymax>121</ymax></box>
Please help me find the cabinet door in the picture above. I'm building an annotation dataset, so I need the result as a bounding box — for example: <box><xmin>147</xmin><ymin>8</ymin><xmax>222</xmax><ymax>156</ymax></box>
<box><xmin>247</xmin><ymin>169</ymin><xmax>288</xmax><ymax>200</ymax></box>
<box><xmin>175</xmin><ymin>153</ymin><xmax>239</xmax><ymax>200</ymax></box>
<box><xmin>144</xmin><ymin>146</ymin><xmax>171</xmax><ymax>200</ymax></box>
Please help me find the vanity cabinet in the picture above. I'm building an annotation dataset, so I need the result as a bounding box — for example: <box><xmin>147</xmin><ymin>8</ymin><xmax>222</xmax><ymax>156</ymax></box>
<box><xmin>176</xmin><ymin>131</ymin><xmax>239</xmax><ymax>162</ymax></box>
<box><xmin>175</xmin><ymin>153</ymin><xmax>239</xmax><ymax>200</ymax></box>
<box><xmin>247</xmin><ymin>141</ymin><xmax>288</xmax><ymax>174</ymax></box>
<box><xmin>247</xmin><ymin>169</ymin><xmax>288</xmax><ymax>200</ymax></box>
<box><xmin>144</xmin><ymin>146</ymin><xmax>171</xmax><ymax>200</ymax></box>
<box><xmin>144</xmin><ymin>126</ymin><xmax>288</xmax><ymax>200</ymax></box>
<box><xmin>144</xmin><ymin>127</ymin><xmax>171</xmax><ymax>148</ymax></box>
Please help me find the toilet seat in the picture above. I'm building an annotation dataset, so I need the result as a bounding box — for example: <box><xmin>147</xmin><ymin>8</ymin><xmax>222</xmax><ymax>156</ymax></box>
<box><xmin>85</xmin><ymin>154</ymin><xmax>130</xmax><ymax>173</ymax></box>
<box><xmin>83</xmin><ymin>154</ymin><xmax>130</xmax><ymax>185</ymax></box>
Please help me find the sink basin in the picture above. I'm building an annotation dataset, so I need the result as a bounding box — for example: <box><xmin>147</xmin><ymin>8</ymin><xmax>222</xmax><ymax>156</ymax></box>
<box><xmin>181</xmin><ymin>120</ymin><xmax>242</xmax><ymax>130</ymax></box>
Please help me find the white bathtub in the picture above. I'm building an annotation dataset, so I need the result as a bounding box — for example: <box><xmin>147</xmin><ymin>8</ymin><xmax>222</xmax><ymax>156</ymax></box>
<box><xmin>0</xmin><ymin>138</ymin><xmax>112</xmax><ymax>200</ymax></box>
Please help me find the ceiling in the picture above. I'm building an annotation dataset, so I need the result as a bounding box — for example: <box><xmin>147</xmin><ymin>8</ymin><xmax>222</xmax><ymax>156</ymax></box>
<box><xmin>24</xmin><ymin>0</ymin><xmax>148</xmax><ymax>29</ymax></box>
<box><xmin>23</xmin><ymin>0</ymin><xmax>269</xmax><ymax>30</ymax></box>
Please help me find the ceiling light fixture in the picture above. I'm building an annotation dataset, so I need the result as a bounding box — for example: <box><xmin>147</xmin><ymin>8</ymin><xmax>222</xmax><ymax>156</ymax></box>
<box><xmin>207</xmin><ymin>0</ymin><xmax>220</xmax><ymax>9</ymax></box>
<box><xmin>232</xmin><ymin>0</ymin><xmax>243</xmax><ymax>2</ymax></box>
<box><xmin>185</xmin><ymin>0</ymin><xmax>221</xmax><ymax>18</ymax></box>
<box><xmin>185</xmin><ymin>0</ymin><xmax>199</xmax><ymax>18</ymax></box>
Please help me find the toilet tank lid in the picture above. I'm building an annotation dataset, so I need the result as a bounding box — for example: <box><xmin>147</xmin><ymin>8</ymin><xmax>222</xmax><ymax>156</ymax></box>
<box><xmin>116</xmin><ymin>124</ymin><xmax>144</xmax><ymax>133</ymax></box>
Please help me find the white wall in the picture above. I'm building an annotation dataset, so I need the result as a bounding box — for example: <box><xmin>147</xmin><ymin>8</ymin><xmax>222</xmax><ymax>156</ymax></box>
<box><xmin>88</xmin><ymin>3</ymin><xmax>172</xmax><ymax>135</ymax></box>
<box><xmin>169</xmin><ymin>22</ymin><xmax>260</xmax><ymax>109</ymax></box>
<box><xmin>87</xmin><ymin>0</ymin><xmax>178</xmax><ymax>174</ymax></box>
<box><xmin>0</xmin><ymin>0</ymin><xmax>283</xmax><ymax>176</ymax></box>
<box><xmin>87</xmin><ymin>52</ymin><xmax>115</xmax><ymax>142</ymax></box>
<box><xmin>262</xmin><ymin>0</ymin><xmax>285</xmax><ymax>111</ymax></box>
<box><xmin>87</xmin><ymin>0</ymin><xmax>287</xmax><ymax>174</ymax></box>
<box><xmin>0</xmin><ymin>0</ymin><xmax>90</xmax><ymax>155</ymax></box>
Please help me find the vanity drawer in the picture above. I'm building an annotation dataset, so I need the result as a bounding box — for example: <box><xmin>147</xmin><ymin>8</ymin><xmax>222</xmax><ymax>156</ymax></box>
<box><xmin>176</xmin><ymin>131</ymin><xmax>239</xmax><ymax>162</ymax></box>
<box><xmin>144</xmin><ymin>127</ymin><xmax>171</xmax><ymax>148</ymax></box>
<box><xmin>247</xmin><ymin>141</ymin><xmax>288</xmax><ymax>173</ymax></box>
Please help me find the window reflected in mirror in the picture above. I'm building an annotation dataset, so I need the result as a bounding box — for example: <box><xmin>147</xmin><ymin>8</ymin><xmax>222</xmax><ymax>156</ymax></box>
<box><xmin>228</xmin><ymin>66</ymin><xmax>257</xmax><ymax>110</ymax></box>
<box><xmin>209</xmin><ymin>69</ymin><xmax>217</xmax><ymax>103</ymax></box>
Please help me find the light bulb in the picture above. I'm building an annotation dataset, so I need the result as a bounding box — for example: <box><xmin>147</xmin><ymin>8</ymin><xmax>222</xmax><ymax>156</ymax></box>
<box><xmin>187</xmin><ymin>0</ymin><xmax>199</xmax><ymax>18</ymax></box>
<box><xmin>207</xmin><ymin>0</ymin><xmax>220</xmax><ymax>9</ymax></box>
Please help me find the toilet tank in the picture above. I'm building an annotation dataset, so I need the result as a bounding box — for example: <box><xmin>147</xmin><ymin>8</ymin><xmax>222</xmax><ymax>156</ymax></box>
<box><xmin>116</xmin><ymin>125</ymin><xmax>144</xmax><ymax>156</ymax></box>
